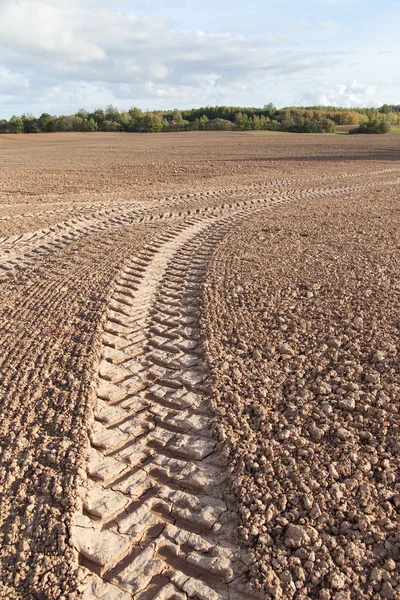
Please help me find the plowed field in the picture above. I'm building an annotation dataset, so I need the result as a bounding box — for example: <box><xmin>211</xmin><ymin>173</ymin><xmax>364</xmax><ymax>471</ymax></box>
<box><xmin>0</xmin><ymin>132</ymin><xmax>399</xmax><ymax>600</ymax></box>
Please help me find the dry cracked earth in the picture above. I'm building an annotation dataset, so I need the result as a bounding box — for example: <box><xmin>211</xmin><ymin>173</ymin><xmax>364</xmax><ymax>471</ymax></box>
<box><xmin>0</xmin><ymin>132</ymin><xmax>399</xmax><ymax>600</ymax></box>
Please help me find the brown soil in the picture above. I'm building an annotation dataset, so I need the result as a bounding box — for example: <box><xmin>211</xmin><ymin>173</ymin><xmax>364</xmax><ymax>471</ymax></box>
<box><xmin>0</xmin><ymin>225</ymin><xmax>159</xmax><ymax>598</ymax></box>
<box><xmin>204</xmin><ymin>188</ymin><xmax>400</xmax><ymax>599</ymax></box>
<box><xmin>0</xmin><ymin>132</ymin><xmax>399</xmax><ymax>600</ymax></box>
<box><xmin>1</xmin><ymin>131</ymin><xmax>400</xmax><ymax>236</ymax></box>
<box><xmin>336</xmin><ymin>126</ymin><xmax>357</xmax><ymax>133</ymax></box>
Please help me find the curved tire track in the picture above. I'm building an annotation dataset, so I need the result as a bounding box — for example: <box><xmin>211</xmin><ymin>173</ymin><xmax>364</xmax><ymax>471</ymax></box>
<box><xmin>72</xmin><ymin>215</ymin><xmax>267</xmax><ymax>600</ymax></box>
<box><xmin>1</xmin><ymin>166</ymin><xmax>400</xmax><ymax>599</ymax></box>
<box><xmin>71</xmin><ymin>170</ymin><xmax>400</xmax><ymax>599</ymax></box>
<box><xmin>1</xmin><ymin>170</ymin><xmax>399</xmax><ymax>280</ymax></box>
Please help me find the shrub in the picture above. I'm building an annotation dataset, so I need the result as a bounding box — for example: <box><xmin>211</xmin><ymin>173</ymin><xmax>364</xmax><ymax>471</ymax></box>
<box><xmin>101</xmin><ymin>120</ymin><xmax>122</xmax><ymax>132</ymax></box>
<box><xmin>279</xmin><ymin>112</ymin><xmax>336</xmax><ymax>133</ymax></box>
<box><xmin>205</xmin><ymin>118</ymin><xmax>235</xmax><ymax>131</ymax></box>
<box><xmin>349</xmin><ymin>118</ymin><xmax>391</xmax><ymax>134</ymax></box>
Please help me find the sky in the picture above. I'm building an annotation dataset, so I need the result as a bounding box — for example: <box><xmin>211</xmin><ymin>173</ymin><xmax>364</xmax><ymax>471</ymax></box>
<box><xmin>0</xmin><ymin>0</ymin><xmax>399</xmax><ymax>118</ymax></box>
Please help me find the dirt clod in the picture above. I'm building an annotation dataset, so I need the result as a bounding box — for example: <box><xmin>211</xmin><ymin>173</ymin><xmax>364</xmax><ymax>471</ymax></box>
<box><xmin>0</xmin><ymin>131</ymin><xmax>399</xmax><ymax>598</ymax></box>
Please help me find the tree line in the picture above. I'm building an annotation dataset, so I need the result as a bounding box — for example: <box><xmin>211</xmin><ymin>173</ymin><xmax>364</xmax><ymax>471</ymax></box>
<box><xmin>1</xmin><ymin>104</ymin><xmax>397</xmax><ymax>135</ymax></box>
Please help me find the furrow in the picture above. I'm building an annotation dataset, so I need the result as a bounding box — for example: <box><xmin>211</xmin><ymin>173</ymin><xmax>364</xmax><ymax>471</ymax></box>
<box><xmin>0</xmin><ymin>164</ymin><xmax>398</xmax><ymax>231</ymax></box>
<box><xmin>71</xmin><ymin>171</ymin><xmax>400</xmax><ymax>599</ymax></box>
<box><xmin>1</xmin><ymin>174</ymin><xmax>399</xmax><ymax>280</ymax></box>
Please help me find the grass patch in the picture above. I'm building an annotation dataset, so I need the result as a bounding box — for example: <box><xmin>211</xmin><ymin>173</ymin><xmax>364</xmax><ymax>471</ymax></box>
<box><xmin>242</xmin><ymin>127</ymin><xmax>400</xmax><ymax>136</ymax></box>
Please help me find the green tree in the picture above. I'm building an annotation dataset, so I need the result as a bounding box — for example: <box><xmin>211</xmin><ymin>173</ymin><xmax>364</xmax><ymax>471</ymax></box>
<box><xmin>38</xmin><ymin>112</ymin><xmax>53</xmax><ymax>132</ymax></box>
<box><xmin>250</xmin><ymin>115</ymin><xmax>261</xmax><ymax>130</ymax></box>
<box><xmin>378</xmin><ymin>120</ymin><xmax>391</xmax><ymax>133</ymax></box>
<box><xmin>127</xmin><ymin>108</ymin><xmax>144</xmax><ymax>132</ymax></box>
<box><xmin>6</xmin><ymin>115</ymin><xmax>24</xmax><ymax>134</ymax></box>
<box><xmin>101</xmin><ymin>120</ymin><xmax>122</xmax><ymax>132</ymax></box>
<box><xmin>264</xmin><ymin>103</ymin><xmax>276</xmax><ymax>118</ymax></box>
<box><xmin>105</xmin><ymin>105</ymin><xmax>121</xmax><ymax>123</ymax></box>
<box><xmin>21</xmin><ymin>113</ymin><xmax>40</xmax><ymax>133</ymax></box>
<box><xmin>235</xmin><ymin>112</ymin><xmax>250</xmax><ymax>129</ymax></box>
<box><xmin>87</xmin><ymin>117</ymin><xmax>98</xmax><ymax>132</ymax></box>
<box><xmin>193</xmin><ymin>114</ymin><xmax>209</xmax><ymax>130</ymax></box>
<box><xmin>58</xmin><ymin>116</ymin><xmax>81</xmax><ymax>131</ymax></box>
<box><xmin>142</xmin><ymin>113</ymin><xmax>167</xmax><ymax>133</ymax></box>
<box><xmin>92</xmin><ymin>109</ymin><xmax>106</xmax><ymax>125</ymax></box>
<box><xmin>172</xmin><ymin>109</ymin><xmax>183</xmax><ymax>123</ymax></box>
<box><xmin>206</xmin><ymin>118</ymin><xmax>235</xmax><ymax>131</ymax></box>
<box><xmin>350</xmin><ymin>117</ymin><xmax>391</xmax><ymax>134</ymax></box>
<box><xmin>259</xmin><ymin>115</ymin><xmax>271</xmax><ymax>130</ymax></box>
<box><xmin>169</xmin><ymin>109</ymin><xmax>189</xmax><ymax>131</ymax></box>
<box><xmin>129</xmin><ymin>107</ymin><xmax>143</xmax><ymax>119</ymax></box>
<box><xmin>76</xmin><ymin>108</ymin><xmax>89</xmax><ymax>120</ymax></box>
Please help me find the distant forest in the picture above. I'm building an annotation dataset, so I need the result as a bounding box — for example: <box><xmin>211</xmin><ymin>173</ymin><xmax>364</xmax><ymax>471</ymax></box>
<box><xmin>1</xmin><ymin>104</ymin><xmax>399</xmax><ymax>135</ymax></box>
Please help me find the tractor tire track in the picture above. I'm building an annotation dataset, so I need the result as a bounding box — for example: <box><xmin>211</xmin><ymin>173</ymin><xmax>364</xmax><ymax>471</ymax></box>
<box><xmin>73</xmin><ymin>175</ymin><xmax>360</xmax><ymax>598</ymax></box>
<box><xmin>72</xmin><ymin>214</ymin><xmax>271</xmax><ymax>600</ymax></box>
<box><xmin>0</xmin><ymin>164</ymin><xmax>398</xmax><ymax>229</ymax></box>
<box><xmin>0</xmin><ymin>169</ymin><xmax>399</xmax><ymax>279</ymax></box>
<box><xmin>1</xmin><ymin>166</ymin><xmax>399</xmax><ymax>599</ymax></box>
<box><xmin>0</xmin><ymin>224</ymin><xmax>162</xmax><ymax>599</ymax></box>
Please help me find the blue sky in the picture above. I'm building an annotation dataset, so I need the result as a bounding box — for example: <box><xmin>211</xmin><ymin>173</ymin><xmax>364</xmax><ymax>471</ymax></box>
<box><xmin>0</xmin><ymin>0</ymin><xmax>399</xmax><ymax>118</ymax></box>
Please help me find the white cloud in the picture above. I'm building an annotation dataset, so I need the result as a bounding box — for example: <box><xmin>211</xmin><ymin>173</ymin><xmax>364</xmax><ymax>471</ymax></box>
<box><xmin>0</xmin><ymin>0</ymin><xmax>106</xmax><ymax>62</ymax></box>
<box><xmin>297</xmin><ymin>81</ymin><xmax>382</xmax><ymax>107</ymax></box>
<box><xmin>0</xmin><ymin>0</ymin><xmax>344</xmax><ymax>116</ymax></box>
<box><xmin>0</xmin><ymin>67</ymin><xmax>31</xmax><ymax>110</ymax></box>
<box><xmin>0</xmin><ymin>0</ymin><xmax>397</xmax><ymax>116</ymax></box>
<box><xmin>0</xmin><ymin>67</ymin><xmax>30</xmax><ymax>94</ymax></box>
